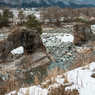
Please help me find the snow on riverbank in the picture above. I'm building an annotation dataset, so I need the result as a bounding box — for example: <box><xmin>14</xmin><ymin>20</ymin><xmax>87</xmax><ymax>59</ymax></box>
<box><xmin>41</xmin><ymin>33</ymin><xmax>74</xmax><ymax>47</ymax></box>
<box><xmin>7</xmin><ymin>62</ymin><xmax>95</xmax><ymax>95</ymax></box>
<box><xmin>56</xmin><ymin>33</ymin><xmax>74</xmax><ymax>42</ymax></box>
<box><xmin>65</xmin><ymin>62</ymin><xmax>95</xmax><ymax>95</ymax></box>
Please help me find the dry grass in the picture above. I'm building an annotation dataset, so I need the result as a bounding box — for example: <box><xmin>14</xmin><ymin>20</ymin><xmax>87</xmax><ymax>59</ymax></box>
<box><xmin>48</xmin><ymin>85</ymin><xmax>79</xmax><ymax>95</ymax></box>
<box><xmin>0</xmin><ymin>80</ymin><xmax>19</xmax><ymax>95</ymax></box>
<box><xmin>3</xmin><ymin>66</ymin><xmax>80</xmax><ymax>95</ymax></box>
<box><xmin>41</xmin><ymin>67</ymin><xmax>58</xmax><ymax>89</ymax></box>
<box><xmin>58</xmin><ymin>69</ymin><xmax>64</xmax><ymax>75</ymax></box>
<box><xmin>0</xmin><ymin>75</ymin><xmax>30</xmax><ymax>95</ymax></box>
<box><xmin>41</xmin><ymin>67</ymin><xmax>69</xmax><ymax>89</ymax></box>
<box><xmin>47</xmin><ymin>67</ymin><xmax>58</xmax><ymax>79</ymax></box>
<box><xmin>69</xmin><ymin>53</ymin><xmax>95</xmax><ymax>71</ymax></box>
<box><xmin>34</xmin><ymin>75</ymin><xmax>40</xmax><ymax>86</ymax></box>
<box><xmin>64</xmin><ymin>72</ymin><xmax>69</xmax><ymax>83</ymax></box>
<box><xmin>1</xmin><ymin>64</ymin><xmax>82</xmax><ymax>95</ymax></box>
<box><xmin>25</xmin><ymin>89</ymin><xmax>29</xmax><ymax>95</ymax></box>
<box><xmin>47</xmin><ymin>67</ymin><xmax>58</xmax><ymax>83</ymax></box>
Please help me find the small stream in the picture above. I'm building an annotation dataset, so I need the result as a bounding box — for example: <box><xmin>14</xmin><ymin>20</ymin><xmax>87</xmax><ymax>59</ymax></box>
<box><xmin>16</xmin><ymin>32</ymin><xmax>78</xmax><ymax>85</ymax></box>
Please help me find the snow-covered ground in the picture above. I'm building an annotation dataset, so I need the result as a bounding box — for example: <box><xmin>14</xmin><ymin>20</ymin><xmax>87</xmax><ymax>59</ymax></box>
<box><xmin>66</xmin><ymin>62</ymin><xmax>95</xmax><ymax>95</ymax></box>
<box><xmin>7</xmin><ymin>62</ymin><xmax>95</xmax><ymax>95</ymax></box>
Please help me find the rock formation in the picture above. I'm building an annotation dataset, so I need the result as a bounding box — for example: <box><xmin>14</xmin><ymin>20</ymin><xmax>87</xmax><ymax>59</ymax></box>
<box><xmin>0</xmin><ymin>28</ymin><xmax>50</xmax><ymax>67</ymax></box>
<box><xmin>73</xmin><ymin>23</ymin><xmax>93</xmax><ymax>46</ymax></box>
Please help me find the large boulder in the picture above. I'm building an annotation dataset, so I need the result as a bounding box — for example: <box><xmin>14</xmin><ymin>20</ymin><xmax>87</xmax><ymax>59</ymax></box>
<box><xmin>0</xmin><ymin>28</ymin><xmax>49</xmax><ymax>65</ymax></box>
<box><xmin>73</xmin><ymin>23</ymin><xmax>93</xmax><ymax>46</ymax></box>
<box><xmin>6</xmin><ymin>28</ymin><xmax>46</xmax><ymax>54</ymax></box>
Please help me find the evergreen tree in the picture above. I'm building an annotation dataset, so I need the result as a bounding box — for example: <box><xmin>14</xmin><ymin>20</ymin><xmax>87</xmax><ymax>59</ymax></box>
<box><xmin>0</xmin><ymin>9</ymin><xmax>13</xmax><ymax>28</ymax></box>
<box><xmin>26</xmin><ymin>14</ymin><xmax>42</xmax><ymax>34</ymax></box>
<box><xmin>3</xmin><ymin>9</ymin><xmax>13</xmax><ymax>22</ymax></box>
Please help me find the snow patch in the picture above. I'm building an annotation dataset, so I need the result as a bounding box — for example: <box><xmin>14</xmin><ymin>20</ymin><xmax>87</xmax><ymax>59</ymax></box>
<box><xmin>57</xmin><ymin>33</ymin><xmax>74</xmax><ymax>42</ymax></box>
<box><xmin>11</xmin><ymin>46</ymin><xmax>24</xmax><ymax>55</ymax></box>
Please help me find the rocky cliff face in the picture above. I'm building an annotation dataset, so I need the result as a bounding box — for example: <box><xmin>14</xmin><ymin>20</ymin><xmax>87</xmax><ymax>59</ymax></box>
<box><xmin>1</xmin><ymin>0</ymin><xmax>95</xmax><ymax>5</ymax></box>
<box><xmin>0</xmin><ymin>0</ymin><xmax>95</xmax><ymax>8</ymax></box>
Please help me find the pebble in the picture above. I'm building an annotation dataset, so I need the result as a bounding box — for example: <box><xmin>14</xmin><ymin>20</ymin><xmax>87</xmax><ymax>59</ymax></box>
<box><xmin>27</xmin><ymin>68</ymin><xmax>31</xmax><ymax>72</ymax></box>
<box><xmin>16</xmin><ymin>69</ymin><xmax>21</xmax><ymax>74</ymax></box>
<box><xmin>30</xmin><ymin>72</ymin><xmax>33</xmax><ymax>76</ymax></box>
<box><xmin>67</xmin><ymin>52</ymin><xmax>72</xmax><ymax>56</ymax></box>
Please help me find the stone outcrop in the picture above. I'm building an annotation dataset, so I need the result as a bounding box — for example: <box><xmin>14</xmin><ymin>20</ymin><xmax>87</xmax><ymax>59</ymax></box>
<box><xmin>73</xmin><ymin>23</ymin><xmax>93</xmax><ymax>46</ymax></box>
<box><xmin>15</xmin><ymin>52</ymin><xmax>50</xmax><ymax>68</ymax></box>
<box><xmin>6</xmin><ymin>28</ymin><xmax>46</xmax><ymax>54</ymax></box>
<box><xmin>0</xmin><ymin>28</ymin><xmax>50</xmax><ymax>66</ymax></box>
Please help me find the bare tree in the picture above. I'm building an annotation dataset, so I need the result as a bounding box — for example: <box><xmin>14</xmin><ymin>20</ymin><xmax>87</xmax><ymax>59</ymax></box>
<box><xmin>40</xmin><ymin>6</ymin><xmax>62</xmax><ymax>26</ymax></box>
<box><xmin>18</xmin><ymin>10</ymin><xmax>25</xmax><ymax>23</ymax></box>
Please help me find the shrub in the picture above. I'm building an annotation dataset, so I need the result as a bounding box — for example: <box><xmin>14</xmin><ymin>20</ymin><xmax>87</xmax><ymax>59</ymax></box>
<box><xmin>48</xmin><ymin>85</ymin><xmax>79</xmax><ymax>95</ymax></box>
<box><xmin>0</xmin><ymin>8</ymin><xmax>13</xmax><ymax>28</ymax></box>
<box><xmin>73</xmin><ymin>18</ymin><xmax>89</xmax><ymax>24</ymax></box>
